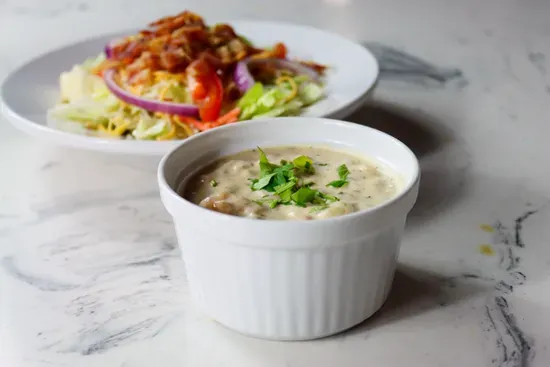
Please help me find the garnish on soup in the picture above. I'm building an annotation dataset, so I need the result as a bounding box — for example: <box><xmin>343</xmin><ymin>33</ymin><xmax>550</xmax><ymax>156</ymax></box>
<box><xmin>184</xmin><ymin>146</ymin><xmax>401</xmax><ymax>220</ymax></box>
<box><xmin>248</xmin><ymin>147</ymin><xmax>339</xmax><ymax>210</ymax></box>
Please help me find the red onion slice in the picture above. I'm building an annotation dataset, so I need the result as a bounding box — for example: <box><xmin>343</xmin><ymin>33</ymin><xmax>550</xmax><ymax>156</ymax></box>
<box><xmin>104</xmin><ymin>37</ymin><xmax>135</xmax><ymax>59</ymax></box>
<box><xmin>103</xmin><ymin>69</ymin><xmax>199</xmax><ymax>117</ymax></box>
<box><xmin>104</xmin><ymin>38</ymin><xmax>124</xmax><ymax>59</ymax></box>
<box><xmin>104</xmin><ymin>44</ymin><xmax>113</xmax><ymax>59</ymax></box>
<box><xmin>233</xmin><ymin>58</ymin><xmax>320</xmax><ymax>92</ymax></box>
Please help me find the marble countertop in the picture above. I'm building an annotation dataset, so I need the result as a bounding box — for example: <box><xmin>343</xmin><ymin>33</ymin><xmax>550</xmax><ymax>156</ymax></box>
<box><xmin>1</xmin><ymin>0</ymin><xmax>550</xmax><ymax>366</ymax></box>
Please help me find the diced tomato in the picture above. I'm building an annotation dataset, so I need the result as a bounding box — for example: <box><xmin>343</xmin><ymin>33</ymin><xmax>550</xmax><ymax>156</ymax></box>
<box><xmin>187</xmin><ymin>59</ymin><xmax>223</xmax><ymax>121</ymax></box>
<box><xmin>191</xmin><ymin>83</ymin><xmax>207</xmax><ymax>100</ymax></box>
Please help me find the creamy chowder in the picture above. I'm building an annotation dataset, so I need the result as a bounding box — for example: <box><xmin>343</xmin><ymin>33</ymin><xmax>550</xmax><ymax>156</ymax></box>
<box><xmin>184</xmin><ymin>146</ymin><xmax>402</xmax><ymax>220</ymax></box>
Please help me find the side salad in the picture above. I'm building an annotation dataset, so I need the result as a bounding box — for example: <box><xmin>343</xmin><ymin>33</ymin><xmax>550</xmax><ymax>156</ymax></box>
<box><xmin>48</xmin><ymin>10</ymin><xmax>326</xmax><ymax>141</ymax></box>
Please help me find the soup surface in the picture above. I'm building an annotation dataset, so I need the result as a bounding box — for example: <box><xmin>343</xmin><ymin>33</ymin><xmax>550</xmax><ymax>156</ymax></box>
<box><xmin>185</xmin><ymin>146</ymin><xmax>402</xmax><ymax>220</ymax></box>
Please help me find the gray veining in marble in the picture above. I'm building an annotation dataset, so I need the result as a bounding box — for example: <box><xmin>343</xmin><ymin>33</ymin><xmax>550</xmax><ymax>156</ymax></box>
<box><xmin>2</xmin><ymin>0</ymin><xmax>550</xmax><ymax>367</ymax></box>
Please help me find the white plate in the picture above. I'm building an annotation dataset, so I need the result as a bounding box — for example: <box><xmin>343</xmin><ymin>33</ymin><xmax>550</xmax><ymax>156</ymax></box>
<box><xmin>0</xmin><ymin>21</ymin><xmax>378</xmax><ymax>156</ymax></box>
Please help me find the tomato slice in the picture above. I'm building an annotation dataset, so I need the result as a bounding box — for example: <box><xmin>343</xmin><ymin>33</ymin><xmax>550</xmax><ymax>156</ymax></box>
<box><xmin>187</xmin><ymin>59</ymin><xmax>223</xmax><ymax>121</ymax></box>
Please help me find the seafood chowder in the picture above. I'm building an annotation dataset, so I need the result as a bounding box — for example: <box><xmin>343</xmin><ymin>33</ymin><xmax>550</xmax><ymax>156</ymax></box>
<box><xmin>184</xmin><ymin>146</ymin><xmax>402</xmax><ymax>220</ymax></box>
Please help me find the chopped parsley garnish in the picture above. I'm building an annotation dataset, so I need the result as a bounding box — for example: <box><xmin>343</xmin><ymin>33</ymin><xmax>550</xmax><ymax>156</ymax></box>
<box><xmin>250</xmin><ymin>148</ymin><xmax>340</xmax><ymax>209</ymax></box>
<box><xmin>292</xmin><ymin>155</ymin><xmax>315</xmax><ymax>174</ymax></box>
<box><xmin>338</xmin><ymin>164</ymin><xmax>350</xmax><ymax>178</ymax></box>
<box><xmin>210</xmin><ymin>179</ymin><xmax>218</xmax><ymax>187</ymax></box>
<box><xmin>291</xmin><ymin>187</ymin><xmax>318</xmax><ymax>207</ymax></box>
<box><xmin>326</xmin><ymin>164</ymin><xmax>350</xmax><ymax>188</ymax></box>
<box><xmin>274</xmin><ymin>180</ymin><xmax>297</xmax><ymax>194</ymax></box>
<box><xmin>251</xmin><ymin>173</ymin><xmax>276</xmax><ymax>191</ymax></box>
<box><xmin>258</xmin><ymin>147</ymin><xmax>276</xmax><ymax>176</ymax></box>
<box><xmin>318</xmin><ymin>192</ymin><xmax>339</xmax><ymax>202</ymax></box>
<box><xmin>310</xmin><ymin>204</ymin><xmax>328</xmax><ymax>213</ymax></box>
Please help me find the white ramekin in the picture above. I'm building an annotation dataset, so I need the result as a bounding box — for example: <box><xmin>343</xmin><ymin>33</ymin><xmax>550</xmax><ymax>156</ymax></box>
<box><xmin>157</xmin><ymin>117</ymin><xmax>420</xmax><ymax>340</ymax></box>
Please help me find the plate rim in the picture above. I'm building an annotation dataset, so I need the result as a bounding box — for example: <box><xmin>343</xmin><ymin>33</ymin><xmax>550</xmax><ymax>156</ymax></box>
<box><xmin>0</xmin><ymin>20</ymin><xmax>379</xmax><ymax>156</ymax></box>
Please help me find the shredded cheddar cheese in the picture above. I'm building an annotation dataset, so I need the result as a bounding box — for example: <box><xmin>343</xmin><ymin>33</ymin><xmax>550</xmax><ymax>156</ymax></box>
<box><xmin>276</xmin><ymin>76</ymin><xmax>298</xmax><ymax>102</ymax></box>
<box><xmin>174</xmin><ymin>118</ymin><xmax>195</xmax><ymax>137</ymax></box>
<box><xmin>129</xmin><ymin>85</ymin><xmax>143</xmax><ymax>96</ymax></box>
<box><xmin>98</xmin><ymin>119</ymin><xmax>128</xmax><ymax>137</ymax></box>
<box><xmin>154</xmin><ymin>71</ymin><xmax>170</xmax><ymax>82</ymax></box>
<box><xmin>154</xmin><ymin>71</ymin><xmax>184</xmax><ymax>84</ymax></box>
<box><xmin>111</xmin><ymin>122</ymin><xmax>129</xmax><ymax>136</ymax></box>
<box><xmin>159</xmin><ymin>85</ymin><xmax>171</xmax><ymax>100</ymax></box>
<box><xmin>157</xmin><ymin>122</ymin><xmax>176</xmax><ymax>140</ymax></box>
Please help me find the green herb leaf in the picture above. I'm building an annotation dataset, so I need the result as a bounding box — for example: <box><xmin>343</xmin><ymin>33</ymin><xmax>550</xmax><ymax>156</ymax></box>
<box><xmin>272</xmin><ymin>171</ymin><xmax>286</xmax><ymax>187</ymax></box>
<box><xmin>250</xmin><ymin>148</ymin><xmax>342</xmax><ymax>211</ymax></box>
<box><xmin>317</xmin><ymin>163</ymin><xmax>328</xmax><ymax>166</ymax></box>
<box><xmin>251</xmin><ymin>172</ymin><xmax>276</xmax><ymax>190</ymax></box>
<box><xmin>278</xmin><ymin>188</ymin><xmax>293</xmax><ymax>203</ymax></box>
<box><xmin>279</xmin><ymin>163</ymin><xmax>295</xmax><ymax>172</ymax></box>
<box><xmin>210</xmin><ymin>179</ymin><xmax>218</xmax><ymax>187</ymax></box>
<box><xmin>327</xmin><ymin>164</ymin><xmax>350</xmax><ymax>188</ymax></box>
<box><xmin>326</xmin><ymin>179</ymin><xmax>348</xmax><ymax>188</ymax></box>
<box><xmin>274</xmin><ymin>180</ymin><xmax>297</xmax><ymax>194</ymax></box>
<box><xmin>238</xmin><ymin>82</ymin><xmax>264</xmax><ymax>108</ymax></box>
<box><xmin>270</xmin><ymin>163</ymin><xmax>294</xmax><ymax>177</ymax></box>
<box><xmin>293</xmin><ymin>155</ymin><xmax>315</xmax><ymax>174</ymax></box>
<box><xmin>318</xmin><ymin>192</ymin><xmax>339</xmax><ymax>202</ymax></box>
<box><xmin>287</xmin><ymin>167</ymin><xmax>296</xmax><ymax>179</ymax></box>
<box><xmin>310</xmin><ymin>204</ymin><xmax>328</xmax><ymax>213</ymax></box>
<box><xmin>258</xmin><ymin>147</ymin><xmax>275</xmax><ymax>176</ymax></box>
<box><xmin>291</xmin><ymin>187</ymin><xmax>318</xmax><ymax>206</ymax></box>
<box><xmin>338</xmin><ymin>164</ymin><xmax>350</xmax><ymax>180</ymax></box>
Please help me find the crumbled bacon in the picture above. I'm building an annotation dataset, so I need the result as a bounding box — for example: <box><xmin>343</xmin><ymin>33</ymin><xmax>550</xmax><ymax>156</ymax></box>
<box><xmin>128</xmin><ymin>69</ymin><xmax>152</xmax><ymax>86</ymax></box>
<box><xmin>108</xmin><ymin>11</ymin><xmax>261</xmax><ymax>75</ymax></box>
<box><xmin>98</xmin><ymin>9</ymin><xmax>327</xmax><ymax>104</ymax></box>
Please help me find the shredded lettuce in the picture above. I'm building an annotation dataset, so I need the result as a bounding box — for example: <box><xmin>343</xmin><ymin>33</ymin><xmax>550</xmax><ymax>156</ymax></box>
<box><xmin>167</xmin><ymin>84</ymin><xmax>190</xmax><ymax>103</ymax></box>
<box><xmin>299</xmin><ymin>82</ymin><xmax>324</xmax><ymax>106</ymax></box>
<box><xmin>132</xmin><ymin>118</ymin><xmax>168</xmax><ymax>140</ymax></box>
<box><xmin>91</xmin><ymin>85</ymin><xmax>120</xmax><ymax>111</ymax></box>
<box><xmin>51</xmin><ymin>51</ymin><xmax>325</xmax><ymax>140</ymax></box>
<box><xmin>81</xmin><ymin>53</ymin><xmax>106</xmax><ymax>72</ymax></box>
<box><xmin>237</xmin><ymin>77</ymin><xmax>324</xmax><ymax>120</ymax></box>
<box><xmin>251</xmin><ymin>100</ymin><xmax>303</xmax><ymax>119</ymax></box>
<box><xmin>50</xmin><ymin>102</ymin><xmax>108</xmax><ymax>126</ymax></box>
<box><xmin>59</xmin><ymin>66</ymin><xmax>104</xmax><ymax>102</ymax></box>
<box><xmin>51</xmin><ymin>53</ymin><xmax>176</xmax><ymax>139</ymax></box>
<box><xmin>238</xmin><ymin>82</ymin><xmax>264</xmax><ymax>108</ymax></box>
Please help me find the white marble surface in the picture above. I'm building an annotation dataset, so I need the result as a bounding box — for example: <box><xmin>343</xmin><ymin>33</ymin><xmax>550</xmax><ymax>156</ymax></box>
<box><xmin>1</xmin><ymin>0</ymin><xmax>550</xmax><ymax>366</ymax></box>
